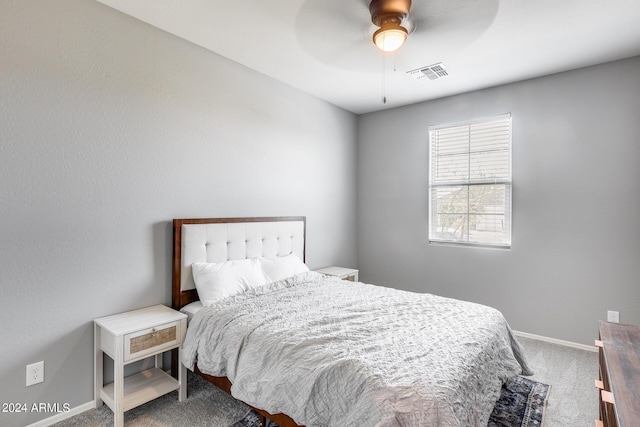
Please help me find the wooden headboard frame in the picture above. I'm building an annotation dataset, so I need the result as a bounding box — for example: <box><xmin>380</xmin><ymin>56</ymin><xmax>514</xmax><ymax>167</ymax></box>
<box><xmin>172</xmin><ymin>216</ymin><xmax>306</xmax><ymax>310</ymax></box>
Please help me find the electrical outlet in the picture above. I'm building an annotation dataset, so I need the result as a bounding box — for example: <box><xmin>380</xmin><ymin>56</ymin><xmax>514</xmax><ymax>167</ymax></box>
<box><xmin>26</xmin><ymin>361</ymin><xmax>44</xmax><ymax>386</ymax></box>
<box><xmin>607</xmin><ymin>310</ymin><xmax>620</xmax><ymax>323</ymax></box>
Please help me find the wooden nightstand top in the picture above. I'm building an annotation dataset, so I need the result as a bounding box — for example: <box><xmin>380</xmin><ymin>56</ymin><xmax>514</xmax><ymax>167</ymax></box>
<box><xmin>94</xmin><ymin>305</ymin><xmax>186</xmax><ymax>335</ymax></box>
<box><xmin>315</xmin><ymin>266</ymin><xmax>358</xmax><ymax>279</ymax></box>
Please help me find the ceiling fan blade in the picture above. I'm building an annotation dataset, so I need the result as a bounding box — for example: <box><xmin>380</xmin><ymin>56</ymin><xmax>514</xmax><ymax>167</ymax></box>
<box><xmin>295</xmin><ymin>0</ymin><xmax>382</xmax><ymax>72</ymax></box>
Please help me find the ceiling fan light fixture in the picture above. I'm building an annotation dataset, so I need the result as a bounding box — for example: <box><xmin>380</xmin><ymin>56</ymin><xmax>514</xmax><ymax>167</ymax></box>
<box><xmin>369</xmin><ymin>0</ymin><xmax>412</xmax><ymax>52</ymax></box>
<box><xmin>373</xmin><ymin>25</ymin><xmax>408</xmax><ymax>52</ymax></box>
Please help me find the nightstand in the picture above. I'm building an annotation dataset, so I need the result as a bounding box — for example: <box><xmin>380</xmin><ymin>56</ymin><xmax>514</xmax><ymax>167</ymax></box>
<box><xmin>94</xmin><ymin>305</ymin><xmax>187</xmax><ymax>427</ymax></box>
<box><xmin>315</xmin><ymin>266</ymin><xmax>359</xmax><ymax>282</ymax></box>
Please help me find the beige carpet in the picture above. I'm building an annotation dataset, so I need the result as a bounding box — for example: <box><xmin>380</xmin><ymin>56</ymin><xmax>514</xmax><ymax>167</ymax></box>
<box><xmin>517</xmin><ymin>336</ymin><xmax>599</xmax><ymax>426</ymax></box>
<box><xmin>54</xmin><ymin>372</ymin><xmax>250</xmax><ymax>427</ymax></box>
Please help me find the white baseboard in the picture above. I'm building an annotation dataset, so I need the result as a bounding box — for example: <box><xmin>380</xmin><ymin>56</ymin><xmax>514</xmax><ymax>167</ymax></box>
<box><xmin>514</xmin><ymin>330</ymin><xmax>598</xmax><ymax>353</ymax></box>
<box><xmin>26</xmin><ymin>401</ymin><xmax>95</xmax><ymax>427</ymax></box>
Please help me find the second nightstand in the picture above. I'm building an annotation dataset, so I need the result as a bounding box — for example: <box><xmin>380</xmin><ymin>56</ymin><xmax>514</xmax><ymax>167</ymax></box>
<box><xmin>94</xmin><ymin>304</ymin><xmax>187</xmax><ymax>427</ymax></box>
<box><xmin>315</xmin><ymin>266</ymin><xmax>359</xmax><ymax>282</ymax></box>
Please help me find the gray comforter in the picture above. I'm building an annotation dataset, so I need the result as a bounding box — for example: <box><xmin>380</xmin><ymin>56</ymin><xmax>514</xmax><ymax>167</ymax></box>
<box><xmin>181</xmin><ymin>271</ymin><xmax>532</xmax><ymax>427</ymax></box>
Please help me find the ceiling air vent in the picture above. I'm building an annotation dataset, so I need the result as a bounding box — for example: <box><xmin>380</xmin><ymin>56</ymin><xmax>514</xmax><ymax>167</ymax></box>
<box><xmin>407</xmin><ymin>63</ymin><xmax>449</xmax><ymax>81</ymax></box>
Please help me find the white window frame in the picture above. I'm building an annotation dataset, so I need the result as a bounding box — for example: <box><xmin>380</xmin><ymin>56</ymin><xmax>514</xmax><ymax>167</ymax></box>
<box><xmin>428</xmin><ymin>114</ymin><xmax>512</xmax><ymax>248</ymax></box>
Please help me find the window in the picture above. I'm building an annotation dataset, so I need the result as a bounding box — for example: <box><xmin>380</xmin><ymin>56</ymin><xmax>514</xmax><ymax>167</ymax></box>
<box><xmin>428</xmin><ymin>114</ymin><xmax>512</xmax><ymax>248</ymax></box>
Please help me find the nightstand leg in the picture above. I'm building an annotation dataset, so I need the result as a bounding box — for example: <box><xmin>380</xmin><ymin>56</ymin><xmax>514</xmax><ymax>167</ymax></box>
<box><xmin>94</xmin><ymin>324</ymin><xmax>103</xmax><ymax>408</ymax></box>
<box><xmin>178</xmin><ymin>354</ymin><xmax>186</xmax><ymax>401</ymax></box>
<box><xmin>114</xmin><ymin>343</ymin><xmax>124</xmax><ymax>427</ymax></box>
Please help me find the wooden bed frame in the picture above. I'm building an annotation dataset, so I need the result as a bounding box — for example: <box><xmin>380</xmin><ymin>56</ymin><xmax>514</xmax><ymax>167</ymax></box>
<box><xmin>172</xmin><ymin>216</ymin><xmax>306</xmax><ymax>427</ymax></box>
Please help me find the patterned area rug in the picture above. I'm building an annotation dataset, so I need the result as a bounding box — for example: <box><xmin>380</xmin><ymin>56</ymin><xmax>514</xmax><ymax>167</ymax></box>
<box><xmin>232</xmin><ymin>376</ymin><xmax>550</xmax><ymax>427</ymax></box>
<box><xmin>488</xmin><ymin>376</ymin><xmax>550</xmax><ymax>427</ymax></box>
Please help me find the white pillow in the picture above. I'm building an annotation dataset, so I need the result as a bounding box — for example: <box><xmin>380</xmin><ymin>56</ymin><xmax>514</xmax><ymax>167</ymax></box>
<box><xmin>259</xmin><ymin>253</ymin><xmax>309</xmax><ymax>283</ymax></box>
<box><xmin>192</xmin><ymin>258</ymin><xmax>269</xmax><ymax>306</ymax></box>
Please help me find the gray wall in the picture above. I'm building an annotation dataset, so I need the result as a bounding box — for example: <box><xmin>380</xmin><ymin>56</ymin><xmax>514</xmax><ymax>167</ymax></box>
<box><xmin>0</xmin><ymin>1</ymin><xmax>356</xmax><ymax>425</ymax></box>
<box><xmin>3</xmin><ymin>0</ymin><xmax>639</xmax><ymax>424</ymax></box>
<box><xmin>357</xmin><ymin>56</ymin><xmax>640</xmax><ymax>347</ymax></box>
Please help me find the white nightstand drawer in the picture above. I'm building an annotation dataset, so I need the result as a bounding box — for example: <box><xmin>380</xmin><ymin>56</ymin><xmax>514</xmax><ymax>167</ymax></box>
<box><xmin>124</xmin><ymin>321</ymin><xmax>180</xmax><ymax>362</ymax></box>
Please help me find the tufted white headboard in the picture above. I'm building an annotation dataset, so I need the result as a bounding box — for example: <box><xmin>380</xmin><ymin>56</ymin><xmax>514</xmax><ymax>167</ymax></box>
<box><xmin>172</xmin><ymin>216</ymin><xmax>306</xmax><ymax>309</ymax></box>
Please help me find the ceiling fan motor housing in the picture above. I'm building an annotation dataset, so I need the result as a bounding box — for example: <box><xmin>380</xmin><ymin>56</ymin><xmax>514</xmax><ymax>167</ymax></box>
<box><xmin>369</xmin><ymin>0</ymin><xmax>411</xmax><ymax>27</ymax></box>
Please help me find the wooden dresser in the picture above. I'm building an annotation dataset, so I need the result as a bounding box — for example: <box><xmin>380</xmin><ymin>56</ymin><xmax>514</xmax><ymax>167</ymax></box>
<box><xmin>596</xmin><ymin>321</ymin><xmax>640</xmax><ymax>427</ymax></box>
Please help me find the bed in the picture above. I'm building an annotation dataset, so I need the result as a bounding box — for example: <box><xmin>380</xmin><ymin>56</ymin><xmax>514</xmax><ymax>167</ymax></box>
<box><xmin>172</xmin><ymin>216</ymin><xmax>531</xmax><ymax>427</ymax></box>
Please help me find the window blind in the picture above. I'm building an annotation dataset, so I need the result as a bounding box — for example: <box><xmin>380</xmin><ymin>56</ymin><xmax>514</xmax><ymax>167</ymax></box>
<box><xmin>429</xmin><ymin>114</ymin><xmax>512</xmax><ymax>247</ymax></box>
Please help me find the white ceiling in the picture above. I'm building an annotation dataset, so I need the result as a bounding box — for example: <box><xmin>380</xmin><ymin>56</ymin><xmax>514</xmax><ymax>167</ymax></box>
<box><xmin>96</xmin><ymin>0</ymin><xmax>640</xmax><ymax>114</ymax></box>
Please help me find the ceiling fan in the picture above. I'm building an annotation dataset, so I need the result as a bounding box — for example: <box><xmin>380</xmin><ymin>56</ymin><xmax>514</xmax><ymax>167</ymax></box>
<box><xmin>294</xmin><ymin>0</ymin><xmax>498</xmax><ymax>74</ymax></box>
<box><xmin>369</xmin><ymin>0</ymin><xmax>412</xmax><ymax>52</ymax></box>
